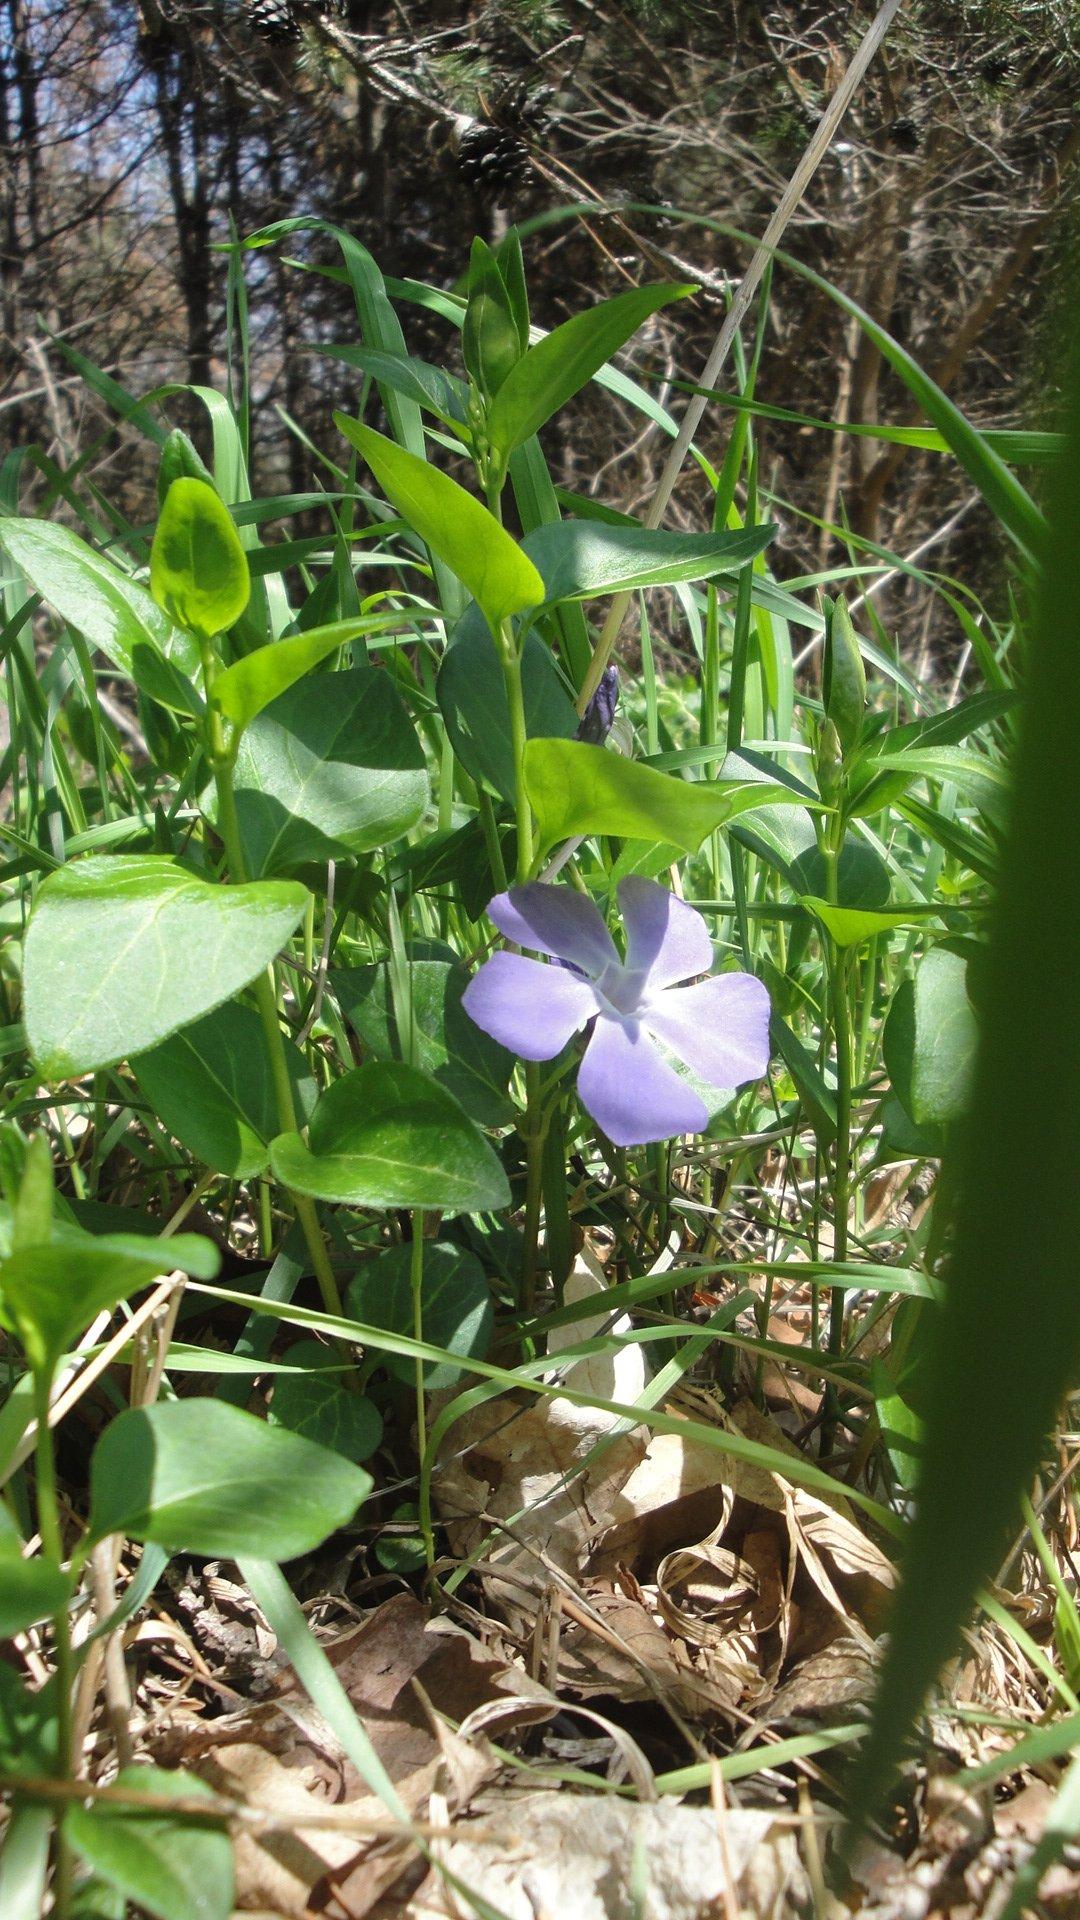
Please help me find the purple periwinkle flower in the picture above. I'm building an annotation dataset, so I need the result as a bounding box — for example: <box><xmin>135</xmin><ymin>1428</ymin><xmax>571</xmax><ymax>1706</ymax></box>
<box><xmin>462</xmin><ymin>878</ymin><xmax>771</xmax><ymax>1148</ymax></box>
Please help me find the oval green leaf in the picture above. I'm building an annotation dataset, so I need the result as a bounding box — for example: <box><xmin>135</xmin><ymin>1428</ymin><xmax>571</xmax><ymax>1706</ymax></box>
<box><xmin>883</xmin><ymin>945</ymin><xmax>979</xmax><ymax>1130</ymax></box>
<box><xmin>0</xmin><ymin>1223</ymin><xmax>219</xmax><ymax>1374</ymax></box>
<box><xmin>64</xmin><ymin>1766</ymin><xmax>234</xmax><ymax>1920</ymax></box>
<box><xmin>87</xmin><ymin>1400</ymin><xmax>371</xmax><ymax>1560</ymax></box>
<box><xmin>0</xmin><ymin>516</ymin><xmax>202</xmax><ymax>715</ymax></box>
<box><xmin>335</xmin><ymin>417</ymin><xmax>543</xmax><ymax>633</ymax></box>
<box><xmin>24</xmin><ymin>855</ymin><xmax>309</xmax><ymax>1079</ymax></box>
<box><xmin>133</xmin><ymin>1000</ymin><xmax>316</xmax><ymax>1179</ymax></box>
<box><xmin>347</xmin><ymin>1241</ymin><xmax>493</xmax><ymax>1389</ymax></box>
<box><xmin>150</xmin><ymin>477</ymin><xmax>250</xmax><ymax>640</ymax></box>
<box><xmin>225</xmin><ymin>664</ymin><xmax>428</xmax><ymax>875</ymax></box>
<box><xmin>269</xmin><ymin>1341</ymin><xmax>383</xmax><ymax>1462</ymax></box>
<box><xmin>524</xmin><ymin>738</ymin><xmax>816</xmax><ymax>856</ymax></box>
<box><xmin>270</xmin><ymin>1061</ymin><xmax>510</xmax><ymax>1214</ymax></box>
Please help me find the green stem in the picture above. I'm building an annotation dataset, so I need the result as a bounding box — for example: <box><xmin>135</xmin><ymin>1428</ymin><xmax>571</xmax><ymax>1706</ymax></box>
<box><xmin>500</xmin><ymin>635</ymin><xmax>534</xmax><ymax>884</ymax></box>
<box><xmin>410</xmin><ymin>1218</ymin><xmax>436</xmax><ymax>1570</ymax></box>
<box><xmin>202</xmin><ymin>651</ymin><xmax>343</xmax><ymax>1320</ymax></box>
<box><xmin>823</xmin><ymin>842</ymin><xmax>853</xmax><ymax>1357</ymax></box>
<box><xmin>520</xmin><ymin>1069</ymin><xmax>548</xmax><ymax>1317</ymax></box>
<box><xmin>34</xmin><ymin>1371</ymin><xmax>75</xmax><ymax>1919</ymax></box>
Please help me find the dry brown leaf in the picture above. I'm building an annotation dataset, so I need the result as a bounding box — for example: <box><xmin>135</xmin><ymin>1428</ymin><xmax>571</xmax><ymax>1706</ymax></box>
<box><xmin>404</xmin><ymin>1788</ymin><xmax>810</xmax><ymax>1920</ymax></box>
<box><xmin>152</xmin><ymin>1593</ymin><xmax>532</xmax><ymax>1916</ymax></box>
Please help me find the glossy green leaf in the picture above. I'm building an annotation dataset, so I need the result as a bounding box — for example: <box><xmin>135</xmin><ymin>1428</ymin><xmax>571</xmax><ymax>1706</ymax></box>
<box><xmin>226</xmin><ymin>665</ymin><xmax>428</xmax><ymax>875</ymax></box>
<box><xmin>88</xmin><ymin>1400</ymin><xmax>370</xmax><ymax>1559</ymax></box>
<box><xmin>133</xmin><ymin>1001</ymin><xmax>316</xmax><ymax>1179</ymax></box>
<box><xmin>0</xmin><ymin>516</ymin><xmax>202</xmax><ymax>715</ymax></box>
<box><xmin>800</xmin><ymin>898</ymin><xmax>942</xmax><ymax>949</ymax></box>
<box><xmin>437</xmin><ymin>605</ymin><xmax>577</xmax><ymax>801</ymax></box>
<box><xmin>333</xmin><ymin>955</ymin><xmax>514</xmax><ymax>1125</ymax></box>
<box><xmin>335</xmin><ymin>417</ymin><xmax>543</xmax><ymax>632</ymax></box>
<box><xmin>270</xmin><ymin>1062</ymin><xmax>510</xmax><ymax>1214</ymax></box>
<box><xmin>64</xmin><ymin>1766</ymin><xmax>234</xmax><ymax>1920</ymax></box>
<box><xmin>883</xmin><ymin>946</ymin><xmax>978</xmax><ymax>1129</ymax></box>
<box><xmin>269</xmin><ymin>1341</ymin><xmax>382</xmax><ymax>1462</ymax></box>
<box><xmin>23</xmin><ymin>856</ymin><xmax>309</xmax><ymax>1079</ymax></box>
<box><xmin>0</xmin><ymin>1548</ymin><xmax>71</xmax><ymax>1637</ymax></box>
<box><xmin>522</xmin><ymin>517</ymin><xmax>775</xmax><ymax>608</ymax></box>
<box><xmin>347</xmin><ymin>1241</ymin><xmax>493</xmax><ymax>1389</ymax></box>
<box><xmin>486</xmin><ymin>281</ymin><xmax>694</xmax><ymax>456</ymax></box>
<box><xmin>524</xmin><ymin>738</ymin><xmax>815</xmax><ymax>856</ymax></box>
<box><xmin>0</xmin><ymin>1220</ymin><xmax>218</xmax><ymax>1374</ymax></box>
<box><xmin>150</xmin><ymin>477</ymin><xmax>250</xmax><ymax>640</ymax></box>
<box><xmin>213</xmin><ymin>616</ymin><xmax>397</xmax><ymax>730</ymax></box>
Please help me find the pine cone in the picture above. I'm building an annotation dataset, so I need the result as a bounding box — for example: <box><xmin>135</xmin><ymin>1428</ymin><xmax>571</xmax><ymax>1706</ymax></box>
<box><xmin>456</xmin><ymin>122</ymin><xmax>531</xmax><ymax>202</ymax></box>
<box><xmin>246</xmin><ymin>0</ymin><xmax>300</xmax><ymax>41</ymax></box>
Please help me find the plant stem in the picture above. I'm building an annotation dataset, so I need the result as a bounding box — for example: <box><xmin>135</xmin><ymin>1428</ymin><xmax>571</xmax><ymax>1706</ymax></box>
<box><xmin>823</xmin><ymin>841</ymin><xmax>853</xmax><ymax>1357</ymax></box>
<box><xmin>34</xmin><ymin>1370</ymin><xmax>75</xmax><ymax>1920</ymax></box>
<box><xmin>500</xmin><ymin>636</ymin><xmax>534</xmax><ymax>883</ymax></box>
<box><xmin>410</xmin><ymin>1217</ymin><xmax>436</xmax><ymax>1570</ymax></box>
<box><xmin>202</xmin><ymin>648</ymin><xmax>343</xmax><ymax>1319</ymax></box>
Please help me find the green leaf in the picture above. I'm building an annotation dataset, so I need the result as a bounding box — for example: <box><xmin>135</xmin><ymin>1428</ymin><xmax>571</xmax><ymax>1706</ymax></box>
<box><xmin>150</xmin><ymin>478</ymin><xmax>250</xmax><ymax>640</ymax></box>
<box><xmin>821</xmin><ymin>596</ymin><xmax>866</xmax><ymax>755</ymax></box>
<box><xmin>87</xmin><ymin>1400</ymin><xmax>370</xmax><ymax>1560</ymax></box>
<box><xmin>850</xmin><ymin>357</ymin><xmax>1080</xmax><ymax>1833</ymax></box>
<box><xmin>347</xmin><ymin>1241</ymin><xmax>493</xmax><ymax>1389</ymax></box>
<box><xmin>133</xmin><ymin>1001</ymin><xmax>316</xmax><ymax>1179</ymax></box>
<box><xmin>0</xmin><ymin>1222</ymin><xmax>219</xmax><ymax>1374</ymax></box>
<box><xmin>334</xmin><ymin>418</ymin><xmax>543</xmax><ymax>632</ymax></box>
<box><xmin>227</xmin><ymin>665</ymin><xmax>428</xmax><ymax>874</ymax></box>
<box><xmin>0</xmin><ymin>1547</ymin><xmax>71</xmax><ymax>1637</ymax></box>
<box><xmin>0</xmin><ymin>517</ymin><xmax>202</xmax><ymax>715</ymax></box>
<box><xmin>463</xmin><ymin>237</ymin><xmax>523</xmax><ymax>399</ymax></box>
<box><xmin>269</xmin><ymin>1341</ymin><xmax>382</xmax><ymax>1462</ymax></box>
<box><xmin>269</xmin><ymin>1062</ymin><xmax>510</xmax><ymax>1214</ymax></box>
<box><xmin>496</xmin><ymin>227</ymin><xmax>530</xmax><ymax>353</ymax></box>
<box><xmin>524</xmin><ymin>738</ymin><xmax>816</xmax><ymax>856</ymax></box>
<box><xmin>157</xmin><ymin>427</ymin><xmax>216</xmax><ymax>506</ymax></box>
<box><xmin>333</xmin><ymin>955</ymin><xmax>514</xmax><ymax>1125</ymax></box>
<box><xmin>800</xmin><ymin>898</ymin><xmax>943</xmax><ymax>949</ymax></box>
<box><xmin>213</xmin><ymin>617</ymin><xmax>396</xmax><ymax>730</ymax></box>
<box><xmin>883</xmin><ymin>946</ymin><xmax>978</xmax><ymax>1129</ymax></box>
<box><xmin>486</xmin><ymin>281</ymin><xmax>694</xmax><ymax>457</ymax></box>
<box><xmin>437</xmin><ymin>605</ymin><xmax>577</xmax><ymax>801</ymax></box>
<box><xmin>522</xmin><ymin>518</ymin><xmax>775</xmax><ymax>607</ymax></box>
<box><xmin>0</xmin><ymin>1664</ymin><xmax>57</xmax><ymax>1778</ymax></box>
<box><xmin>23</xmin><ymin>856</ymin><xmax>309</xmax><ymax>1079</ymax></box>
<box><xmin>64</xmin><ymin>1766</ymin><xmax>234</xmax><ymax>1920</ymax></box>
<box><xmin>314</xmin><ymin>345</ymin><xmax>467</xmax><ymax>426</ymax></box>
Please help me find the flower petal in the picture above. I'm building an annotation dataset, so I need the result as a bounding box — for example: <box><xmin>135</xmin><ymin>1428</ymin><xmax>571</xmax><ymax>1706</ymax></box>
<box><xmin>618</xmin><ymin>877</ymin><xmax>713</xmax><ymax>989</ymax></box>
<box><xmin>487</xmin><ymin>883</ymin><xmax>618</xmax><ymax>976</ymax></box>
<box><xmin>576</xmin><ymin>1013</ymin><xmax>709</xmax><ymax>1147</ymax></box>
<box><xmin>462</xmin><ymin>952</ymin><xmax>598</xmax><ymax>1060</ymax></box>
<box><xmin>642</xmin><ymin>973</ymin><xmax>771</xmax><ymax>1089</ymax></box>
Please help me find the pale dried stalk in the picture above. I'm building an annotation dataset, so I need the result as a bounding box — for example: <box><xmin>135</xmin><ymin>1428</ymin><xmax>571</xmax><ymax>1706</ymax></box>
<box><xmin>575</xmin><ymin>0</ymin><xmax>906</xmax><ymax>714</ymax></box>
